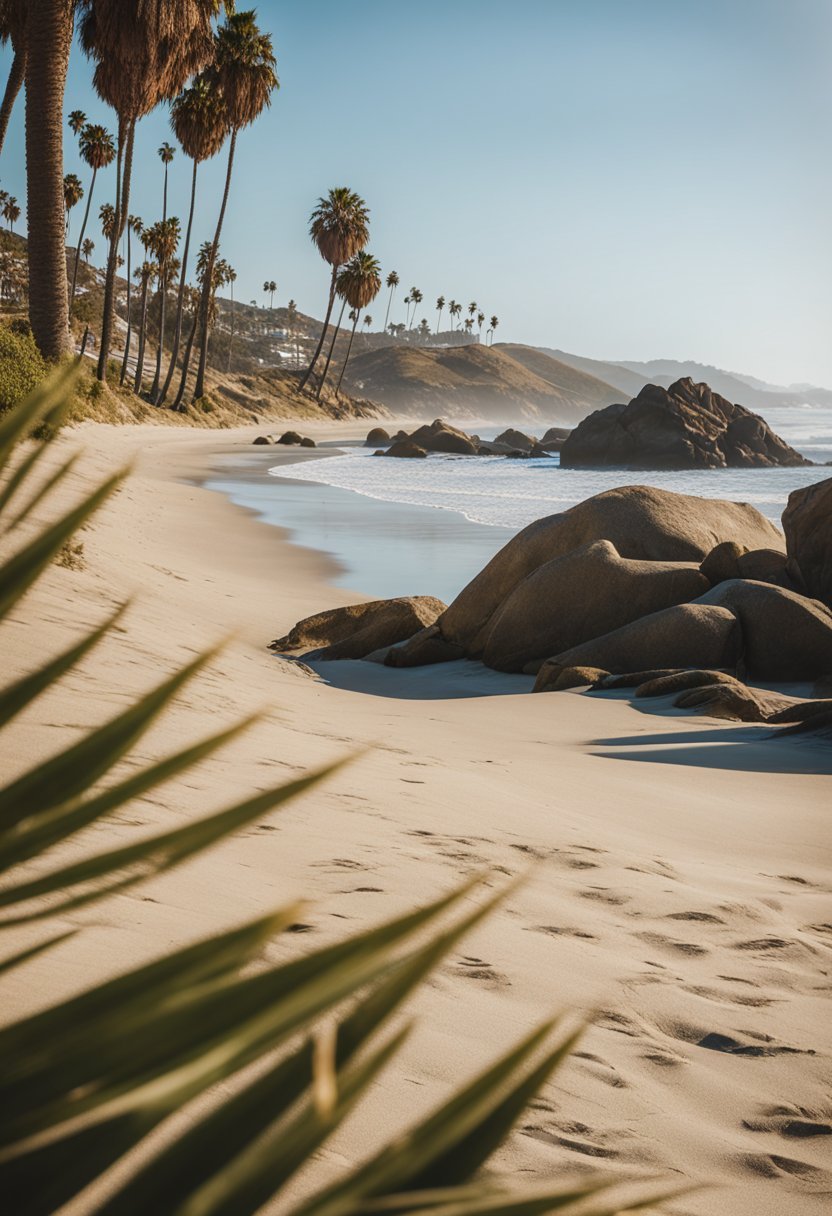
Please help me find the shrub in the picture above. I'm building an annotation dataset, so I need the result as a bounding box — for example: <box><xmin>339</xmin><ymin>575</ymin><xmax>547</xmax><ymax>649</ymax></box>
<box><xmin>0</xmin><ymin>323</ymin><xmax>47</xmax><ymax>414</ymax></box>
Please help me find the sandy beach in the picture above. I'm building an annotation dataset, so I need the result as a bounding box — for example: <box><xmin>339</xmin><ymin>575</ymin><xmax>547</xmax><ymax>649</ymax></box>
<box><xmin>2</xmin><ymin>420</ymin><xmax>830</xmax><ymax>1216</ymax></box>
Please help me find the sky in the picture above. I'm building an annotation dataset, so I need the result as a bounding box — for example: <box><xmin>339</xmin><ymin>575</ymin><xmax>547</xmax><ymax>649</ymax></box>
<box><xmin>1</xmin><ymin>0</ymin><xmax>831</xmax><ymax>387</ymax></box>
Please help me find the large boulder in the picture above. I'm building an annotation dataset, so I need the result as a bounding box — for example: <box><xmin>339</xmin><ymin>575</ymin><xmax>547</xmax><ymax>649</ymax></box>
<box><xmin>438</xmin><ymin>486</ymin><xmax>784</xmax><ymax>654</ymax></box>
<box><xmin>380</xmin><ymin>439</ymin><xmax>427</xmax><ymax>459</ymax></box>
<box><xmin>365</xmin><ymin>426</ymin><xmax>391</xmax><ymax>447</ymax></box>
<box><xmin>541</xmin><ymin>426</ymin><xmax>571</xmax><ymax>446</ymax></box>
<box><xmin>696</xmin><ymin>579</ymin><xmax>832</xmax><ymax>680</ymax></box>
<box><xmin>782</xmin><ymin>477</ymin><xmax>832</xmax><ymax>608</ymax></box>
<box><xmin>269</xmin><ymin>596</ymin><xmax>447</xmax><ymax>661</ymax></box>
<box><xmin>533</xmin><ymin>604</ymin><xmax>741</xmax><ymax>690</ymax></box>
<box><xmin>408</xmin><ymin>419</ymin><xmax>478</xmax><ymax>455</ymax></box>
<box><xmin>481</xmin><ymin>539</ymin><xmax>709</xmax><ymax>672</ymax></box>
<box><xmin>560</xmin><ymin>378</ymin><xmax>811</xmax><ymax>470</ymax></box>
<box><xmin>494</xmin><ymin>427</ymin><xmax>536</xmax><ymax>451</ymax></box>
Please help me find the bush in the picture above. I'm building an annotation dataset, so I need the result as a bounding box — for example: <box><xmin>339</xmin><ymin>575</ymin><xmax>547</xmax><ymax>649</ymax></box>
<box><xmin>0</xmin><ymin>323</ymin><xmax>47</xmax><ymax>414</ymax></box>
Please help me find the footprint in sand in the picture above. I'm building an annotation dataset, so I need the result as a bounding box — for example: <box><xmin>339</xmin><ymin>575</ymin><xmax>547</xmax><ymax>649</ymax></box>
<box><xmin>529</xmin><ymin>924</ymin><xmax>597</xmax><ymax>942</ymax></box>
<box><xmin>450</xmin><ymin>955</ymin><xmax>510</xmax><ymax>990</ymax></box>
<box><xmin>635</xmin><ymin>931</ymin><xmax>709</xmax><ymax>956</ymax></box>
<box><xmin>741</xmin><ymin>1153</ymin><xmax>831</xmax><ymax>1187</ymax></box>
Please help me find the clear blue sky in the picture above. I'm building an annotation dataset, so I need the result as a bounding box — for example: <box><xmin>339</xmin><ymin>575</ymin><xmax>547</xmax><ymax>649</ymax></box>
<box><xmin>1</xmin><ymin>0</ymin><xmax>830</xmax><ymax>386</ymax></box>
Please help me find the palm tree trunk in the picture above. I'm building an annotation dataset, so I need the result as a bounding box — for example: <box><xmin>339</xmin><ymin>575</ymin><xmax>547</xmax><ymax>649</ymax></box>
<box><xmin>97</xmin><ymin>115</ymin><xmax>136</xmax><ymax>380</ymax></box>
<box><xmin>226</xmin><ymin>279</ymin><xmax>235</xmax><ymax>373</ymax></box>
<box><xmin>24</xmin><ymin>1</ymin><xmax>73</xmax><ymax>360</ymax></box>
<box><xmin>315</xmin><ymin>297</ymin><xmax>346</xmax><ymax>401</ymax></box>
<box><xmin>133</xmin><ymin>276</ymin><xmax>150</xmax><ymax>394</ymax></box>
<box><xmin>150</xmin><ymin>279</ymin><xmax>168</xmax><ymax>400</ymax></box>
<box><xmin>192</xmin><ymin>127</ymin><xmax>237</xmax><ymax>402</ymax></box>
<box><xmin>335</xmin><ymin>310</ymin><xmax>360</xmax><ymax>399</ymax></box>
<box><xmin>0</xmin><ymin>47</ymin><xmax>25</xmax><ymax>156</ymax></box>
<box><xmin>69</xmin><ymin>165</ymin><xmax>97</xmax><ymax>314</ymax></box>
<box><xmin>383</xmin><ymin>285</ymin><xmax>394</xmax><ymax>335</ymax></box>
<box><xmin>159</xmin><ymin>159</ymin><xmax>198</xmax><ymax>406</ymax></box>
<box><xmin>119</xmin><ymin>225</ymin><xmax>133</xmax><ymax>385</ymax></box>
<box><xmin>298</xmin><ymin>265</ymin><xmax>338</xmax><ymax>391</ymax></box>
<box><xmin>172</xmin><ymin>308</ymin><xmax>200</xmax><ymax>411</ymax></box>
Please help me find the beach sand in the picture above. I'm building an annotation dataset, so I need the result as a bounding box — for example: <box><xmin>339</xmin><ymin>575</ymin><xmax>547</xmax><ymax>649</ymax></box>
<box><xmin>2</xmin><ymin>420</ymin><xmax>830</xmax><ymax>1215</ymax></box>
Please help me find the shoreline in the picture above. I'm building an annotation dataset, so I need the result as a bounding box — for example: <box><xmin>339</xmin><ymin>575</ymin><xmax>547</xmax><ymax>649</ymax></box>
<box><xmin>3</xmin><ymin>420</ymin><xmax>830</xmax><ymax>1216</ymax></box>
<box><xmin>202</xmin><ymin>439</ymin><xmax>517</xmax><ymax>603</ymax></box>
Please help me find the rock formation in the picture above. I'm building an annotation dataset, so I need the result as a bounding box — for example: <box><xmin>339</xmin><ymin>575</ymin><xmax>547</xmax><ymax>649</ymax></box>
<box><xmin>438</xmin><ymin>486</ymin><xmax>784</xmax><ymax>656</ymax></box>
<box><xmin>480</xmin><ymin>539</ymin><xmax>709</xmax><ymax>672</ymax></box>
<box><xmin>782</xmin><ymin>476</ymin><xmax>832</xmax><ymax>607</ymax></box>
<box><xmin>270</xmin><ymin>596</ymin><xmax>446</xmax><ymax>661</ymax></box>
<box><xmin>560</xmin><ymin>378</ymin><xmax>811</xmax><ymax>469</ymax></box>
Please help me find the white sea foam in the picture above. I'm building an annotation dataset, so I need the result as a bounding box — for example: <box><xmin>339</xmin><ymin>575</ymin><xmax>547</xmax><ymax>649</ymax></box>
<box><xmin>271</xmin><ymin>407</ymin><xmax>832</xmax><ymax>530</ymax></box>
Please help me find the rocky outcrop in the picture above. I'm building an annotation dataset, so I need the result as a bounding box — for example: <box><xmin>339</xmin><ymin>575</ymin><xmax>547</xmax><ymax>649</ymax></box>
<box><xmin>378</xmin><ymin>439</ymin><xmax>427</xmax><ymax>459</ymax></box>
<box><xmin>270</xmin><ymin>596</ymin><xmax>447</xmax><ymax>661</ymax></box>
<box><xmin>438</xmin><ymin>486</ymin><xmax>784</xmax><ymax>656</ymax></box>
<box><xmin>494</xmin><ymin>428</ymin><xmax>535</xmax><ymax>451</ymax></box>
<box><xmin>560</xmin><ymin>378</ymin><xmax>811</xmax><ymax>470</ymax></box>
<box><xmin>533</xmin><ymin>603</ymin><xmax>741</xmax><ymax>690</ymax></box>
<box><xmin>697</xmin><ymin>579</ymin><xmax>832</xmax><ymax>680</ymax></box>
<box><xmin>408</xmin><ymin>419</ymin><xmax>479</xmax><ymax>455</ymax></box>
<box><xmin>255</xmin><ymin>431</ymin><xmax>315</xmax><ymax>447</ymax></box>
<box><xmin>365</xmin><ymin>427</ymin><xmax>391</xmax><ymax>447</ymax></box>
<box><xmin>480</xmin><ymin>539</ymin><xmax>709</xmax><ymax>672</ymax></box>
<box><xmin>541</xmin><ymin>426</ymin><xmax>571</xmax><ymax>448</ymax></box>
<box><xmin>700</xmin><ymin>541</ymin><xmax>789</xmax><ymax>587</ymax></box>
<box><xmin>782</xmin><ymin>477</ymin><xmax>832</xmax><ymax>608</ymax></box>
<box><xmin>277</xmin><ymin>431</ymin><xmax>304</xmax><ymax>445</ymax></box>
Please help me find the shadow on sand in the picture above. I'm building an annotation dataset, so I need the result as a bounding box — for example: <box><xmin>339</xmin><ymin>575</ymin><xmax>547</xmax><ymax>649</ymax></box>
<box><xmin>307</xmin><ymin>658</ymin><xmax>534</xmax><ymax>701</ymax></box>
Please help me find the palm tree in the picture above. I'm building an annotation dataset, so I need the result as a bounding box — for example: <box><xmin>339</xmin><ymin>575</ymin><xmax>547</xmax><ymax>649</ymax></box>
<box><xmin>332</xmin><ymin>251</ymin><xmax>382</xmax><ymax>399</ymax></box>
<box><xmin>2</xmin><ymin>192</ymin><xmax>19</xmax><ymax>231</ymax></box>
<box><xmin>81</xmin><ymin>236</ymin><xmax>95</xmax><ymax>264</ymax></box>
<box><xmin>418</xmin><ymin>317</ymin><xmax>431</xmax><ymax>341</ymax></box>
<box><xmin>435</xmin><ymin>294</ymin><xmax>445</xmax><ymax>333</ymax></box>
<box><xmin>477</xmin><ymin>309</ymin><xmax>485</xmax><ymax>340</ymax></box>
<box><xmin>464</xmin><ymin>317</ymin><xmax>473</xmax><ymax>334</ymax></box>
<box><xmin>158</xmin><ymin>140</ymin><xmax>175</xmax><ymax>215</ymax></box>
<box><xmin>225</xmin><ymin>265</ymin><xmax>237</xmax><ymax>372</ymax></box>
<box><xmin>78</xmin><ymin>1</ymin><xmax>228</xmax><ymax>383</ymax></box>
<box><xmin>262</xmin><ymin>278</ymin><xmax>276</xmax><ymax>309</ymax></box>
<box><xmin>286</xmin><ymin>297</ymin><xmax>299</xmax><ymax>367</ymax></box>
<box><xmin>402</xmin><ymin>293</ymin><xmax>410</xmax><ymax>327</ymax></box>
<box><xmin>382</xmin><ymin>269</ymin><xmax>398</xmax><ymax>335</ymax></box>
<box><xmin>69</xmin><ymin>122</ymin><xmax>115</xmax><ymax>312</ymax></box>
<box><xmin>119</xmin><ymin>214</ymin><xmax>142</xmax><ymax>385</ymax></box>
<box><xmin>314</xmin><ymin>286</ymin><xmax>349</xmax><ymax>402</ymax></box>
<box><xmin>160</xmin><ymin>73</ymin><xmax>226</xmax><ymax>406</ymax></box>
<box><xmin>23</xmin><ymin>0</ymin><xmax>76</xmax><ymax>359</ymax></box>
<box><xmin>191</xmin><ymin>10</ymin><xmax>279</xmax><ymax>402</ymax></box>
<box><xmin>148</xmin><ymin>216</ymin><xmax>181</xmax><ymax>401</ymax></box>
<box><xmin>99</xmin><ymin>201</ymin><xmax>117</xmax><ymax>244</ymax></box>
<box><xmin>67</xmin><ymin>107</ymin><xmax>86</xmax><ymax>136</ymax></box>
<box><xmin>0</xmin><ymin>0</ymin><xmax>26</xmax><ymax>157</ymax></box>
<box><xmin>407</xmin><ymin>286</ymin><xmax>422</xmax><ymax>329</ymax></box>
<box><xmin>298</xmin><ymin>186</ymin><xmax>370</xmax><ymax>392</ymax></box>
<box><xmin>363</xmin><ymin>313</ymin><xmax>372</xmax><ymax>344</ymax></box>
<box><xmin>62</xmin><ymin>172</ymin><xmax>84</xmax><ymax>236</ymax></box>
<box><xmin>133</xmin><ymin>226</ymin><xmax>157</xmax><ymax>393</ymax></box>
<box><xmin>488</xmin><ymin>314</ymin><xmax>499</xmax><ymax>344</ymax></box>
<box><xmin>449</xmin><ymin>299</ymin><xmax>461</xmax><ymax>330</ymax></box>
<box><xmin>468</xmin><ymin>300</ymin><xmax>477</xmax><ymax>325</ymax></box>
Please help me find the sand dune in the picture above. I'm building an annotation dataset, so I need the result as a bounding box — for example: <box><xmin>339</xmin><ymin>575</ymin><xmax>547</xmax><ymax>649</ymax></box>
<box><xmin>1</xmin><ymin>421</ymin><xmax>829</xmax><ymax>1216</ymax></box>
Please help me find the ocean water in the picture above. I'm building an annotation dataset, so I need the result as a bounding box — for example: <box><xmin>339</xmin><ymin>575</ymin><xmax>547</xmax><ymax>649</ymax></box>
<box><xmin>206</xmin><ymin>404</ymin><xmax>831</xmax><ymax>603</ymax></box>
<box><xmin>271</xmin><ymin>406</ymin><xmax>832</xmax><ymax>529</ymax></box>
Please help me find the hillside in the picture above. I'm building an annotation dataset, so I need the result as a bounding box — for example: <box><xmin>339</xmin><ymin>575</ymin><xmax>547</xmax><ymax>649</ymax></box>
<box><xmin>493</xmin><ymin>344</ymin><xmax>625</xmax><ymax>409</ymax></box>
<box><xmin>342</xmin><ymin>343</ymin><xmax>615</xmax><ymax>424</ymax></box>
<box><xmin>538</xmin><ymin>348</ymin><xmax>649</xmax><ymax>399</ymax></box>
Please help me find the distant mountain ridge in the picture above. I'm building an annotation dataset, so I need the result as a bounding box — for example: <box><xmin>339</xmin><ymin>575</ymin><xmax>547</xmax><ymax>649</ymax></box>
<box><xmin>611</xmin><ymin>359</ymin><xmax>832</xmax><ymax>409</ymax></box>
